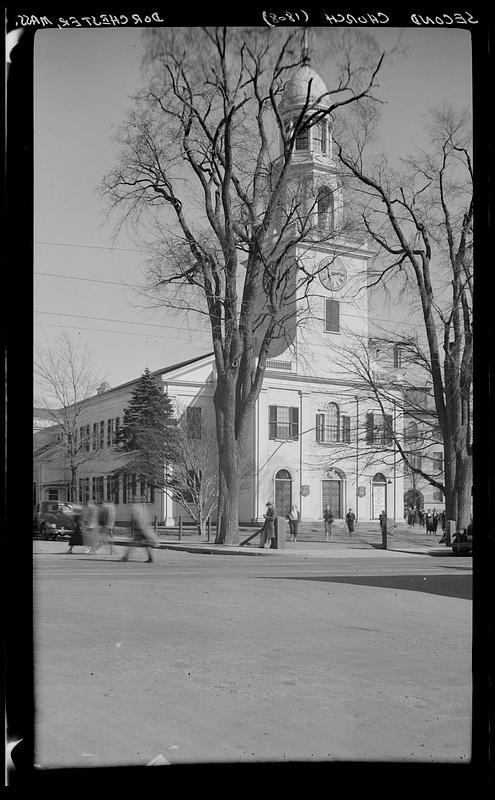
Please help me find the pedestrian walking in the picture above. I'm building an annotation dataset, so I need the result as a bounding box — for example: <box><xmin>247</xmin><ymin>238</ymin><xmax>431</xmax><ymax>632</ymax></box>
<box><xmin>288</xmin><ymin>504</ymin><xmax>300</xmax><ymax>542</ymax></box>
<box><xmin>432</xmin><ymin>508</ymin><xmax>439</xmax><ymax>533</ymax></box>
<box><xmin>419</xmin><ymin>508</ymin><xmax>425</xmax><ymax>527</ymax></box>
<box><xmin>323</xmin><ymin>504</ymin><xmax>334</xmax><ymax>540</ymax></box>
<box><xmin>120</xmin><ymin>496</ymin><xmax>158</xmax><ymax>562</ymax></box>
<box><xmin>65</xmin><ymin>508</ymin><xmax>84</xmax><ymax>553</ymax></box>
<box><xmin>345</xmin><ymin>508</ymin><xmax>356</xmax><ymax>535</ymax></box>
<box><xmin>94</xmin><ymin>501</ymin><xmax>116</xmax><ymax>554</ymax></box>
<box><xmin>260</xmin><ymin>501</ymin><xmax>275</xmax><ymax>549</ymax></box>
<box><xmin>83</xmin><ymin>500</ymin><xmax>99</xmax><ymax>553</ymax></box>
<box><xmin>407</xmin><ymin>508</ymin><xmax>415</xmax><ymax>528</ymax></box>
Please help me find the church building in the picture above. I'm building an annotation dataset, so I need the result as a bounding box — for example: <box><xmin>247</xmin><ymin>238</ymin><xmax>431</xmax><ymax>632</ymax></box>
<box><xmin>34</xmin><ymin>59</ymin><xmax>405</xmax><ymax>527</ymax></box>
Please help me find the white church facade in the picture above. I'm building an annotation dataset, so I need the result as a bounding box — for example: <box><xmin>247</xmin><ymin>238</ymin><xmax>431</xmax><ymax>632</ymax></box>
<box><xmin>34</xmin><ymin>60</ymin><xmax>405</xmax><ymax>526</ymax></box>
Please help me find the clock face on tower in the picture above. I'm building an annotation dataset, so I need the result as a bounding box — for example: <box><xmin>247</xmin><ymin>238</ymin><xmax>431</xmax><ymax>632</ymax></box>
<box><xmin>319</xmin><ymin>257</ymin><xmax>347</xmax><ymax>291</ymax></box>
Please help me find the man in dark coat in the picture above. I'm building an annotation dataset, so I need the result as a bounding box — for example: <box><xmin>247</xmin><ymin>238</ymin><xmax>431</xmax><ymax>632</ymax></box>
<box><xmin>260</xmin><ymin>501</ymin><xmax>275</xmax><ymax>548</ymax></box>
<box><xmin>345</xmin><ymin>508</ymin><xmax>356</xmax><ymax>535</ymax></box>
<box><xmin>323</xmin><ymin>505</ymin><xmax>334</xmax><ymax>540</ymax></box>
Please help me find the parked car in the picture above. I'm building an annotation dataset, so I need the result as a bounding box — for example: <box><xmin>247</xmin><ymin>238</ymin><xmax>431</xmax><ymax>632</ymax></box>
<box><xmin>451</xmin><ymin>523</ymin><xmax>473</xmax><ymax>555</ymax></box>
<box><xmin>33</xmin><ymin>501</ymin><xmax>82</xmax><ymax>540</ymax></box>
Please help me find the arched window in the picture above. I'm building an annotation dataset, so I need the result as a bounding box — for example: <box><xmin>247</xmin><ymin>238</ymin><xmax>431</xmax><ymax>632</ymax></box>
<box><xmin>294</xmin><ymin>118</ymin><xmax>309</xmax><ymax>150</ymax></box>
<box><xmin>317</xmin><ymin>186</ymin><xmax>334</xmax><ymax>231</ymax></box>
<box><xmin>312</xmin><ymin>120</ymin><xmax>326</xmax><ymax>153</ymax></box>
<box><xmin>316</xmin><ymin>403</ymin><xmax>351</xmax><ymax>444</ymax></box>
<box><xmin>326</xmin><ymin>402</ymin><xmax>339</xmax><ymax>441</ymax></box>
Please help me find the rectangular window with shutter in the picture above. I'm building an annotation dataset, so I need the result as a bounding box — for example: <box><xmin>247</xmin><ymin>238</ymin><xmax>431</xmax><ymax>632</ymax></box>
<box><xmin>341</xmin><ymin>415</ymin><xmax>351</xmax><ymax>443</ymax></box>
<box><xmin>384</xmin><ymin>414</ymin><xmax>393</xmax><ymax>446</ymax></box>
<box><xmin>366</xmin><ymin>412</ymin><xmax>374</xmax><ymax>445</ymax></box>
<box><xmin>432</xmin><ymin>451</ymin><xmax>443</xmax><ymax>475</ymax></box>
<box><xmin>187</xmin><ymin>406</ymin><xmax>202</xmax><ymax>439</ymax></box>
<box><xmin>316</xmin><ymin>413</ymin><xmax>325</xmax><ymax>442</ymax></box>
<box><xmin>269</xmin><ymin>406</ymin><xmax>299</xmax><ymax>440</ymax></box>
<box><xmin>325</xmin><ymin>299</ymin><xmax>340</xmax><ymax>333</ymax></box>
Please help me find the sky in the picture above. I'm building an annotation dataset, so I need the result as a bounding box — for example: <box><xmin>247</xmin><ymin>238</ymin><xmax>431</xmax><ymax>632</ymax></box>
<box><xmin>33</xmin><ymin>26</ymin><xmax>473</xmax><ymax>389</ymax></box>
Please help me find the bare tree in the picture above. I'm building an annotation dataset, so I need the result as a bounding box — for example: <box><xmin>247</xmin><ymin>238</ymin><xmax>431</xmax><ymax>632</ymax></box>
<box><xmin>101</xmin><ymin>27</ymin><xmax>385</xmax><ymax>543</ymax></box>
<box><xmin>315</xmin><ymin>333</ymin><xmax>447</xmax><ymax>500</ymax></box>
<box><xmin>168</xmin><ymin>422</ymin><xmax>219</xmax><ymax>536</ymax></box>
<box><xmin>335</xmin><ymin>105</ymin><xmax>473</xmax><ymax>530</ymax></box>
<box><xmin>34</xmin><ymin>333</ymin><xmax>103</xmax><ymax>501</ymax></box>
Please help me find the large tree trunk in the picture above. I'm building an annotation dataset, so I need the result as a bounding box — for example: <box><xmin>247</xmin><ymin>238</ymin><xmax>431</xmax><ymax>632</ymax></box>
<box><xmin>213</xmin><ymin>371</ymin><xmax>243</xmax><ymax>545</ymax></box>
<box><xmin>442</xmin><ymin>437</ymin><xmax>457</xmax><ymax>522</ymax></box>
<box><xmin>455</xmin><ymin>453</ymin><xmax>472</xmax><ymax>530</ymax></box>
<box><xmin>215</xmin><ymin>437</ymin><xmax>240</xmax><ymax>545</ymax></box>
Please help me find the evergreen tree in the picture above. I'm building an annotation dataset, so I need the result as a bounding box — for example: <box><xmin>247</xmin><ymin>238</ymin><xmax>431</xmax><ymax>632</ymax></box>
<box><xmin>116</xmin><ymin>368</ymin><xmax>176</xmax><ymax>487</ymax></box>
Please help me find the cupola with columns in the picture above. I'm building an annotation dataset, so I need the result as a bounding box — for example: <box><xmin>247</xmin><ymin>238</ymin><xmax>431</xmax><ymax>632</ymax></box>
<box><xmin>276</xmin><ymin>44</ymin><xmax>344</xmax><ymax>237</ymax></box>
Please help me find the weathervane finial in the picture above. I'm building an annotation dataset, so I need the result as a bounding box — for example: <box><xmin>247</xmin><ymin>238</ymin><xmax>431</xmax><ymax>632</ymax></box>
<box><xmin>302</xmin><ymin>29</ymin><xmax>310</xmax><ymax>66</ymax></box>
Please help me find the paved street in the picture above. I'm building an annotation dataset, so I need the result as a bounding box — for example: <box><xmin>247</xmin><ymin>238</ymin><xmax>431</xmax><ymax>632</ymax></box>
<box><xmin>33</xmin><ymin>542</ymin><xmax>472</xmax><ymax>767</ymax></box>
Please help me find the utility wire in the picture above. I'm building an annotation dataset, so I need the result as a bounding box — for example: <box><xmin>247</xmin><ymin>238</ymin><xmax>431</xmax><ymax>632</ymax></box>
<box><xmin>34</xmin><ymin>321</ymin><xmax>209</xmax><ymax>344</ymax></box>
<box><xmin>35</xmin><ymin>240</ymin><xmax>151</xmax><ymax>254</ymax></box>
<box><xmin>35</xmin><ymin>271</ymin><xmax>432</xmax><ymax>330</ymax></box>
<box><xmin>35</xmin><ymin>310</ymin><xmax>211</xmax><ymax>334</ymax></box>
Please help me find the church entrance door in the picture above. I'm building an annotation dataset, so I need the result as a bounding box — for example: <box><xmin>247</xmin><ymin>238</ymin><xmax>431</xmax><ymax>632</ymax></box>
<box><xmin>322</xmin><ymin>479</ymin><xmax>341</xmax><ymax>518</ymax></box>
<box><xmin>275</xmin><ymin>469</ymin><xmax>292</xmax><ymax>517</ymax></box>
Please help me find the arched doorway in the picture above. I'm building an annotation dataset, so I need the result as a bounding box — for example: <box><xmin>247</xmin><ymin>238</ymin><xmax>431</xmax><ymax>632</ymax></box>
<box><xmin>372</xmin><ymin>473</ymin><xmax>387</xmax><ymax>519</ymax></box>
<box><xmin>321</xmin><ymin>468</ymin><xmax>345</xmax><ymax>518</ymax></box>
<box><xmin>274</xmin><ymin>469</ymin><xmax>292</xmax><ymax>517</ymax></box>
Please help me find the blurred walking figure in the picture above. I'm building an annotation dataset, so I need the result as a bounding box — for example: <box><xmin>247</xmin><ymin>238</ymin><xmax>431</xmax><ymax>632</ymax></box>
<box><xmin>94</xmin><ymin>501</ymin><xmax>116</xmax><ymax>554</ymax></box>
<box><xmin>83</xmin><ymin>500</ymin><xmax>99</xmax><ymax>554</ymax></box>
<box><xmin>407</xmin><ymin>507</ymin><xmax>415</xmax><ymax>527</ymax></box>
<box><xmin>120</xmin><ymin>496</ymin><xmax>158</xmax><ymax>563</ymax></box>
<box><xmin>65</xmin><ymin>508</ymin><xmax>84</xmax><ymax>553</ymax></box>
<box><xmin>288</xmin><ymin>504</ymin><xmax>299</xmax><ymax>542</ymax></box>
<box><xmin>323</xmin><ymin>504</ymin><xmax>334</xmax><ymax>541</ymax></box>
<box><xmin>345</xmin><ymin>508</ymin><xmax>356</xmax><ymax>535</ymax></box>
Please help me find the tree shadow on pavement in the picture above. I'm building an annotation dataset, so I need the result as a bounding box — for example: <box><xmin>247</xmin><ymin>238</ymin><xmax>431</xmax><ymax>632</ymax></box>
<box><xmin>256</xmin><ymin>574</ymin><xmax>472</xmax><ymax>600</ymax></box>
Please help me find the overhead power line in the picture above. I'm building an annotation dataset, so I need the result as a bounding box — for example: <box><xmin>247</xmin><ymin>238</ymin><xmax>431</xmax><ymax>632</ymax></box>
<box><xmin>34</xmin><ymin>320</ymin><xmax>210</xmax><ymax>344</ymax></box>
<box><xmin>35</xmin><ymin>240</ymin><xmax>151</xmax><ymax>254</ymax></box>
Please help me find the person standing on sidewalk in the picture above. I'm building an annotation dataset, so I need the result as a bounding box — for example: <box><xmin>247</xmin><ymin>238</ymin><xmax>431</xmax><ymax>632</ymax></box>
<box><xmin>260</xmin><ymin>501</ymin><xmax>275</xmax><ymax>548</ymax></box>
<box><xmin>120</xmin><ymin>496</ymin><xmax>158</xmax><ymax>563</ymax></box>
<box><xmin>345</xmin><ymin>508</ymin><xmax>356</xmax><ymax>535</ymax></box>
<box><xmin>323</xmin><ymin>505</ymin><xmax>334</xmax><ymax>541</ymax></box>
<box><xmin>288</xmin><ymin>504</ymin><xmax>300</xmax><ymax>542</ymax></box>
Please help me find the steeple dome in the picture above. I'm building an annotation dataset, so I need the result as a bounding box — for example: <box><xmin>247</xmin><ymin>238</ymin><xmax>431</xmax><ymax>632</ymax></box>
<box><xmin>280</xmin><ymin>65</ymin><xmax>330</xmax><ymax>114</ymax></box>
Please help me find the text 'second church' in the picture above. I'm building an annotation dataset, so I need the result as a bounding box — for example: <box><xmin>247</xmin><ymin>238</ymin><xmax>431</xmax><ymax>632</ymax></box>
<box><xmin>34</xmin><ymin>61</ymin><xmax>406</xmax><ymax>525</ymax></box>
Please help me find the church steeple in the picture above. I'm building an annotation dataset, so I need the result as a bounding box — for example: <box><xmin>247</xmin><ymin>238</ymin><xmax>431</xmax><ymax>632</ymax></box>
<box><xmin>278</xmin><ymin>50</ymin><xmax>342</xmax><ymax>236</ymax></box>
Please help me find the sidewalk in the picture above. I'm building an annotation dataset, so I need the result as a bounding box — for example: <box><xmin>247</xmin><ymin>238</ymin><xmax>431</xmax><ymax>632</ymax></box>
<box><xmin>34</xmin><ymin>523</ymin><xmax>455</xmax><ymax>559</ymax></box>
<box><xmin>108</xmin><ymin>523</ymin><xmax>454</xmax><ymax>559</ymax></box>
